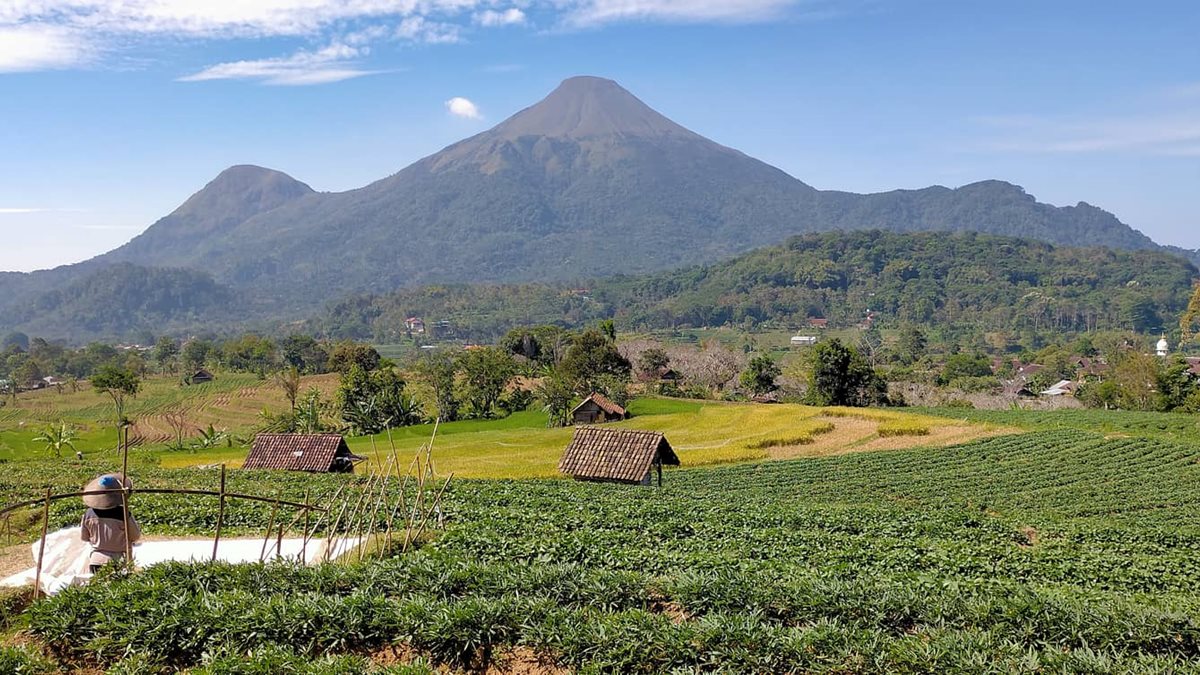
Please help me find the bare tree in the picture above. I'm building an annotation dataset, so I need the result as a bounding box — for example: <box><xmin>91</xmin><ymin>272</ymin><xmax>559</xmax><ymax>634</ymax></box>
<box><xmin>273</xmin><ymin>366</ymin><xmax>302</xmax><ymax>412</ymax></box>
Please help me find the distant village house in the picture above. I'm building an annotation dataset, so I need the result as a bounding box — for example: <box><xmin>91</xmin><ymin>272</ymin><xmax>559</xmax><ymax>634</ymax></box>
<box><xmin>405</xmin><ymin>317</ymin><xmax>426</xmax><ymax>334</ymax></box>
<box><xmin>188</xmin><ymin>369</ymin><xmax>214</xmax><ymax>385</ymax></box>
<box><xmin>572</xmin><ymin>393</ymin><xmax>628</xmax><ymax>425</ymax></box>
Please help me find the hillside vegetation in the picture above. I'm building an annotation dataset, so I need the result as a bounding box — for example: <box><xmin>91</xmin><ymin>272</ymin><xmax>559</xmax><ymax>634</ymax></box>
<box><xmin>322</xmin><ymin>230</ymin><xmax>1198</xmax><ymax>341</ymax></box>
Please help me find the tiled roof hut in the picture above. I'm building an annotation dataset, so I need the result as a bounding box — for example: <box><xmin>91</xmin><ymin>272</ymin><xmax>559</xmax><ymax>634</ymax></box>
<box><xmin>558</xmin><ymin>427</ymin><xmax>679</xmax><ymax>486</ymax></box>
<box><xmin>571</xmin><ymin>392</ymin><xmax>628</xmax><ymax>425</ymax></box>
<box><xmin>243</xmin><ymin>433</ymin><xmax>364</xmax><ymax>473</ymax></box>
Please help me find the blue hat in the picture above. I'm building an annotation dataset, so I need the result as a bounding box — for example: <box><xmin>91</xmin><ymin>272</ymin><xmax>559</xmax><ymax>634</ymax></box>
<box><xmin>83</xmin><ymin>473</ymin><xmax>131</xmax><ymax>509</ymax></box>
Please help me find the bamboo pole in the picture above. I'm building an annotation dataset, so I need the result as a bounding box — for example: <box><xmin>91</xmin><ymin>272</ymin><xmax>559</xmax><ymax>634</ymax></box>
<box><xmin>259</xmin><ymin>498</ymin><xmax>280</xmax><ymax>562</ymax></box>
<box><xmin>303</xmin><ymin>484</ymin><xmax>345</xmax><ymax>559</ymax></box>
<box><xmin>405</xmin><ymin>473</ymin><xmax>453</xmax><ymax>554</ymax></box>
<box><xmin>340</xmin><ymin>470</ymin><xmax>379</xmax><ymax>560</ymax></box>
<box><xmin>299</xmin><ymin>489</ymin><xmax>311</xmax><ymax>563</ymax></box>
<box><xmin>119</xmin><ymin>483</ymin><xmax>132</xmax><ymax>564</ymax></box>
<box><xmin>322</xmin><ymin>488</ymin><xmax>354</xmax><ymax>562</ymax></box>
<box><xmin>360</xmin><ymin>455</ymin><xmax>395</xmax><ymax>560</ymax></box>
<box><xmin>121</xmin><ymin>424</ymin><xmax>129</xmax><ymax>480</ymax></box>
<box><xmin>211</xmin><ymin>464</ymin><xmax>226</xmax><ymax>562</ymax></box>
<box><xmin>32</xmin><ymin>487</ymin><xmax>50</xmax><ymax>601</ymax></box>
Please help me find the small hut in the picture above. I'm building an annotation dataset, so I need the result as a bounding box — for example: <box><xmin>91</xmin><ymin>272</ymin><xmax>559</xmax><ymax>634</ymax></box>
<box><xmin>243</xmin><ymin>434</ymin><xmax>364</xmax><ymax>473</ymax></box>
<box><xmin>571</xmin><ymin>393</ymin><xmax>627</xmax><ymax>425</ymax></box>
<box><xmin>558</xmin><ymin>427</ymin><xmax>679</xmax><ymax>486</ymax></box>
<box><xmin>189</xmin><ymin>369</ymin><xmax>215</xmax><ymax>385</ymax></box>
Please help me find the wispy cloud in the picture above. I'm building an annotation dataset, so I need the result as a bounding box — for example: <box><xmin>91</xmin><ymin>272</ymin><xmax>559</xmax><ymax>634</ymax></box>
<box><xmin>474</xmin><ymin>8</ymin><xmax>526</xmax><ymax>27</ymax></box>
<box><xmin>1</xmin><ymin>1</ymin><xmax>841</xmax><ymax>79</ymax></box>
<box><xmin>179</xmin><ymin>43</ymin><xmax>379</xmax><ymax>86</ymax></box>
<box><xmin>0</xmin><ymin>207</ymin><xmax>85</xmax><ymax>214</ymax></box>
<box><xmin>561</xmin><ymin>0</ymin><xmax>810</xmax><ymax>27</ymax></box>
<box><xmin>973</xmin><ymin>111</ymin><xmax>1200</xmax><ymax>156</ymax></box>
<box><xmin>394</xmin><ymin>16</ymin><xmax>462</xmax><ymax>44</ymax></box>
<box><xmin>445</xmin><ymin>96</ymin><xmax>482</xmax><ymax>119</ymax></box>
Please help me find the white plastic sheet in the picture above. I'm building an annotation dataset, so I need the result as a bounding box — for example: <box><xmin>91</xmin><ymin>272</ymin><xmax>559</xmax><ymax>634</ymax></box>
<box><xmin>1</xmin><ymin>527</ymin><xmax>363</xmax><ymax>595</ymax></box>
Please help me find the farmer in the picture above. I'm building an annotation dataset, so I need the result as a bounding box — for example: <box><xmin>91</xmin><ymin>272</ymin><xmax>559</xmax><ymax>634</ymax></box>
<box><xmin>80</xmin><ymin>473</ymin><xmax>142</xmax><ymax>574</ymax></box>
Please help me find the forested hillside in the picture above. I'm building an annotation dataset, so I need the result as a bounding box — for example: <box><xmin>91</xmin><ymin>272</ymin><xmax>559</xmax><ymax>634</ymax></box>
<box><xmin>319</xmin><ymin>231</ymin><xmax>1198</xmax><ymax>341</ymax></box>
<box><xmin>5</xmin><ymin>263</ymin><xmax>239</xmax><ymax>341</ymax></box>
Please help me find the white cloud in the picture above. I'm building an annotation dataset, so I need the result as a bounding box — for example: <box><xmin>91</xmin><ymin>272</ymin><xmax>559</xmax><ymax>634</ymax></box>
<box><xmin>562</xmin><ymin>0</ymin><xmax>804</xmax><ymax>26</ymax></box>
<box><xmin>179</xmin><ymin>43</ymin><xmax>378</xmax><ymax>85</ymax></box>
<box><xmin>474</xmin><ymin>8</ymin><xmax>526</xmax><ymax>26</ymax></box>
<box><xmin>1</xmin><ymin>0</ymin><xmax>839</xmax><ymax>76</ymax></box>
<box><xmin>445</xmin><ymin>96</ymin><xmax>482</xmax><ymax>119</ymax></box>
<box><xmin>395</xmin><ymin>16</ymin><xmax>462</xmax><ymax>44</ymax></box>
<box><xmin>0</xmin><ymin>24</ymin><xmax>90</xmax><ymax>72</ymax></box>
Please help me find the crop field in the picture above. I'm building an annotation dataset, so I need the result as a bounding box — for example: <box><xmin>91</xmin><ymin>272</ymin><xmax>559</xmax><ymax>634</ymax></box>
<box><xmin>2</xmin><ymin>418</ymin><xmax>1200</xmax><ymax>673</ymax></box>
<box><xmin>0</xmin><ymin>373</ymin><xmax>338</xmax><ymax>461</ymax></box>
<box><xmin>161</xmin><ymin>399</ymin><xmax>996</xmax><ymax>478</ymax></box>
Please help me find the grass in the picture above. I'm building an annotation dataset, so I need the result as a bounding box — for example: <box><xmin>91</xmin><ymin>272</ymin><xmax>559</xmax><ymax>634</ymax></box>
<box><xmin>157</xmin><ymin>399</ymin><xmax>984</xmax><ymax>478</ymax></box>
<box><xmin>1</xmin><ymin>376</ymin><xmax>997</xmax><ymax>479</ymax></box>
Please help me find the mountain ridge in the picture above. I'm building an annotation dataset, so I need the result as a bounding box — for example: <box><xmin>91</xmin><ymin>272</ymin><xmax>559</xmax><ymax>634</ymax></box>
<box><xmin>0</xmin><ymin>75</ymin><xmax>1195</xmax><ymax>341</ymax></box>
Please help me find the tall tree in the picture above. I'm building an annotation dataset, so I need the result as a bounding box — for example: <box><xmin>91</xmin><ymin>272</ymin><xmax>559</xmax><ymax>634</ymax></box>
<box><xmin>557</xmin><ymin>329</ymin><xmax>631</xmax><ymax>394</ymax></box>
<box><xmin>802</xmin><ymin>339</ymin><xmax>888</xmax><ymax>407</ymax></box>
<box><xmin>153</xmin><ymin>336</ymin><xmax>180</xmax><ymax>375</ymax></box>
<box><xmin>458</xmin><ymin>347</ymin><xmax>516</xmax><ymax>418</ymax></box>
<box><xmin>414</xmin><ymin>351</ymin><xmax>461</xmax><ymax>422</ymax></box>
<box><xmin>91</xmin><ymin>364</ymin><xmax>140</xmax><ymax>463</ymax></box>
<box><xmin>739</xmin><ymin>354</ymin><xmax>781</xmax><ymax>395</ymax></box>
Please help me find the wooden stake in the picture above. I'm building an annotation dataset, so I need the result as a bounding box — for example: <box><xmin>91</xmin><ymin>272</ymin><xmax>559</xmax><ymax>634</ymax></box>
<box><xmin>259</xmin><ymin>498</ymin><xmax>279</xmax><ymax>562</ymax></box>
<box><xmin>341</xmin><ymin>471</ymin><xmax>379</xmax><ymax>560</ymax></box>
<box><xmin>303</xmin><ymin>485</ymin><xmax>344</xmax><ymax>560</ymax></box>
<box><xmin>361</xmin><ymin>455</ymin><xmax>394</xmax><ymax>560</ymax></box>
<box><xmin>121</xmin><ymin>425</ymin><xmax>129</xmax><ymax>480</ymax></box>
<box><xmin>322</xmin><ymin>487</ymin><xmax>354</xmax><ymax>562</ymax></box>
<box><xmin>211</xmin><ymin>464</ymin><xmax>226</xmax><ymax>562</ymax></box>
<box><xmin>405</xmin><ymin>473</ymin><xmax>453</xmax><ymax>554</ymax></box>
<box><xmin>32</xmin><ymin>488</ymin><xmax>50</xmax><ymax>601</ymax></box>
<box><xmin>300</xmin><ymin>489</ymin><xmax>311</xmax><ymax>563</ymax></box>
<box><xmin>119</xmin><ymin>484</ymin><xmax>132</xmax><ymax>563</ymax></box>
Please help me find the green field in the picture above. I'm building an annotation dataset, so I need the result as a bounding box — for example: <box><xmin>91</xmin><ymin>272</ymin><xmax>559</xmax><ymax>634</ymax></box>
<box><xmin>3</xmin><ymin>391</ymin><xmax>1200</xmax><ymax>672</ymax></box>
<box><xmin>3</xmin><ymin>422</ymin><xmax>1200</xmax><ymax>673</ymax></box>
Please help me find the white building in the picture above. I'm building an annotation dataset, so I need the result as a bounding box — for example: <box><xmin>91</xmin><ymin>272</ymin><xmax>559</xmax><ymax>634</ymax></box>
<box><xmin>1157</xmin><ymin>335</ymin><xmax>1169</xmax><ymax>357</ymax></box>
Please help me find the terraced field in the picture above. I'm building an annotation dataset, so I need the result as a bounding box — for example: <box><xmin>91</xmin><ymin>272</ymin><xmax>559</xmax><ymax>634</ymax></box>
<box><xmin>3</xmin><ymin>423</ymin><xmax>1200</xmax><ymax>672</ymax></box>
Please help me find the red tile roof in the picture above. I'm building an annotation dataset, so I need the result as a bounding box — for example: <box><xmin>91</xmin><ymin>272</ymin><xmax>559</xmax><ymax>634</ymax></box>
<box><xmin>243</xmin><ymin>434</ymin><xmax>362</xmax><ymax>472</ymax></box>
<box><xmin>558</xmin><ymin>427</ymin><xmax>679</xmax><ymax>483</ymax></box>
<box><xmin>571</xmin><ymin>392</ymin><xmax>626</xmax><ymax>418</ymax></box>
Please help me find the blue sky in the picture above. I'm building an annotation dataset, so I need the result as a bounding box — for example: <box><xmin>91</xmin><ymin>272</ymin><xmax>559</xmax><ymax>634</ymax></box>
<box><xmin>1</xmin><ymin>0</ymin><xmax>1198</xmax><ymax>272</ymax></box>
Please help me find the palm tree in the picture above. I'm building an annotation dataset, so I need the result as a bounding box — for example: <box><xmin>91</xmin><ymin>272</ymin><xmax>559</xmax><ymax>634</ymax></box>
<box><xmin>33</xmin><ymin>422</ymin><xmax>78</xmax><ymax>458</ymax></box>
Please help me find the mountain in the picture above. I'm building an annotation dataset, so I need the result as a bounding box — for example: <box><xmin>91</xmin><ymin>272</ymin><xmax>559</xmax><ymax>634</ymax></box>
<box><xmin>0</xmin><ymin>76</ymin><xmax>1195</xmax><ymax>341</ymax></box>
<box><xmin>317</xmin><ymin>231</ymin><xmax>1200</xmax><ymax>343</ymax></box>
<box><xmin>106</xmin><ymin>165</ymin><xmax>315</xmax><ymax>266</ymax></box>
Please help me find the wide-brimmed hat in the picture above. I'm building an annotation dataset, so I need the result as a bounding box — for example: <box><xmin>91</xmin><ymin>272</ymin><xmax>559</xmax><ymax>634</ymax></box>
<box><xmin>82</xmin><ymin>473</ymin><xmax>132</xmax><ymax>509</ymax></box>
